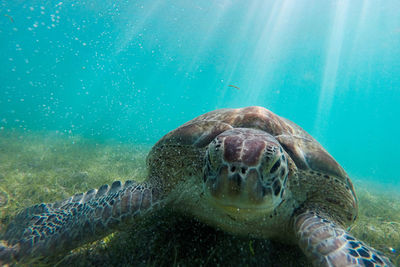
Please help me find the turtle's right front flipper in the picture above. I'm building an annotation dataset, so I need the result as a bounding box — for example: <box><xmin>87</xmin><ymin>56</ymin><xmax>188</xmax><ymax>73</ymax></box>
<box><xmin>0</xmin><ymin>180</ymin><xmax>162</xmax><ymax>264</ymax></box>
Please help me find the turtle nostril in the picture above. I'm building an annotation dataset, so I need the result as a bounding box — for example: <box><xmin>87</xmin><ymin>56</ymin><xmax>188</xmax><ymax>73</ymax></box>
<box><xmin>241</xmin><ymin>167</ymin><xmax>247</xmax><ymax>174</ymax></box>
<box><xmin>230</xmin><ymin>166</ymin><xmax>236</xmax><ymax>172</ymax></box>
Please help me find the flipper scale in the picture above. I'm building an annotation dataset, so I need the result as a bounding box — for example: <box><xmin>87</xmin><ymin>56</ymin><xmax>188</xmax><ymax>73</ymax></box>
<box><xmin>294</xmin><ymin>210</ymin><xmax>394</xmax><ymax>267</ymax></box>
<box><xmin>0</xmin><ymin>180</ymin><xmax>162</xmax><ymax>264</ymax></box>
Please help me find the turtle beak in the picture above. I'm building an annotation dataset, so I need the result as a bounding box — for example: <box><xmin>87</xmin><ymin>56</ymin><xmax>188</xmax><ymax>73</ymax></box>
<box><xmin>204</xmin><ymin>161</ymin><xmax>273</xmax><ymax>208</ymax></box>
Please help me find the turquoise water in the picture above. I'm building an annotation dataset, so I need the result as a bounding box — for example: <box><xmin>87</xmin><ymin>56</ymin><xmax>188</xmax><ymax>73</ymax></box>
<box><xmin>1</xmin><ymin>0</ymin><xmax>400</xmax><ymax>190</ymax></box>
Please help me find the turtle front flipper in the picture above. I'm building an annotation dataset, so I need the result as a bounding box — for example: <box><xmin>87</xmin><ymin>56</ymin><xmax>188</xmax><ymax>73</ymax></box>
<box><xmin>294</xmin><ymin>210</ymin><xmax>394</xmax><ymax>267</ymax></box>
<box><xmin>0</xmin><ymin>180</ymin><xmax>162</xmax><ymax>264</ymax></box>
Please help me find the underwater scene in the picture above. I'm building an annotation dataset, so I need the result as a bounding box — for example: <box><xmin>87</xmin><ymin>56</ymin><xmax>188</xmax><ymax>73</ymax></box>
<box><xmin>1</xmin><ymin>0</ymin><xmax>400</xmax><ymax>266</ymax></box>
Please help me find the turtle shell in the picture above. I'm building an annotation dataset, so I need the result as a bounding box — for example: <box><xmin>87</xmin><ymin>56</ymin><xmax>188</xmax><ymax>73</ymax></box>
<box><xmin>147</xmin><ymin>106</ymin><xmax>357</xmax><ymax>224</ymax></box>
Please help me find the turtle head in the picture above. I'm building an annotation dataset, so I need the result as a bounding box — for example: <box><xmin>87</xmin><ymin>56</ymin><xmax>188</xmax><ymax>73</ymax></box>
<box><xmin>203</xmin><ymin>128</ymin><xmax>288</xmax><ymax>214</ymax></box>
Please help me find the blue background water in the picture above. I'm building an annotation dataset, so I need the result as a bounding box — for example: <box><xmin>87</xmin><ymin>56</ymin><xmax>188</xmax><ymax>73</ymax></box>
<box><xmin>1</xmin><ymin>1</ymin><xmax>399</xmax><ymax>187</ymax></box>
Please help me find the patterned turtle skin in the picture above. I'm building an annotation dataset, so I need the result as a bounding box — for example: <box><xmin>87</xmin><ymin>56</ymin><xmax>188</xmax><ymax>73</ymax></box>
<box><xmin>0</xmin><ymin>106</ymin><xmax>394</xmax><ymax>266</ymax></box>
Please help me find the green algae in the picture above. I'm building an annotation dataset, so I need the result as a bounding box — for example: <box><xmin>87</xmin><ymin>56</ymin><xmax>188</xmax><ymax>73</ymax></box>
<box><xmin>0</xmin><ymin>130</ymin><xmax>399</xmax><ymax>266</ymax></box>
<box><xmin>0</xmin><ymin>130</ymin><xmax>149</xmax><ymax>230</ymax></box>
<box><xmin>350</xmin><ymin>182</ymin><xmax>400</xmax><ymax>265</ymax></box>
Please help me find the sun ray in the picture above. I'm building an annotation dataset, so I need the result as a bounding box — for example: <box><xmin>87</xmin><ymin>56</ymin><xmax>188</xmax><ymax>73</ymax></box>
<box><xmin>243</xmin><ymin>0</ymin><xmax>297</xmax><ymax>104</ymax></box>
<box><xmin>114</xmin><ymin>0</ymin><xmax>165</xmax><ymax>55</ymax></box>
<box><xmin>314</xmin><ymin>0</ymin><xmax>349</xmax><ymax>136</ymax></box>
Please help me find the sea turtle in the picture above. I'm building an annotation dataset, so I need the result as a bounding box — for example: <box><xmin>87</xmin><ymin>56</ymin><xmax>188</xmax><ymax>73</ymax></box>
<box><xmin>0</xmin><ymin>106</ymin><xmax>393</xmax><ymax>266</ymax></box>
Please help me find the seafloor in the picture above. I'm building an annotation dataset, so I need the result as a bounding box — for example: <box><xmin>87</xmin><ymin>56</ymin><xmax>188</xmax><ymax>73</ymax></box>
<box><xmin>0</xmin><ymin>131</ymin><xmax>399</xmax><ymax>266</ymax></box>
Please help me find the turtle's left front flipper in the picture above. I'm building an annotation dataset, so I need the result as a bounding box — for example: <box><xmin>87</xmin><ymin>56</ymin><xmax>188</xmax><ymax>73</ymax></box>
<box><xmin>294</xmin><ymin>210</ymin><xmax>394</xmax><ymax>267</ymax></box>
<box><xmin>0</xmin><ymin>180</ymin><xmax>162</xmax><ymax>264</ymax></box>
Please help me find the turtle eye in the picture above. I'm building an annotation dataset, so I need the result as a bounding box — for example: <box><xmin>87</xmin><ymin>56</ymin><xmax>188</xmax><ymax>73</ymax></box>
<box><xmin>206</xmin><ymin>144</ymin><xmax>222</xmax><ymax>171</ymax></box>
<box><xmin>269</xmin><ymin>159</ymin><xmax>281</xmax><ymax>173</ymax></box>
<box><xmin>207</xmin><ymin>151</ymin><xmax>213</xmax><ymax>165</ymax></box>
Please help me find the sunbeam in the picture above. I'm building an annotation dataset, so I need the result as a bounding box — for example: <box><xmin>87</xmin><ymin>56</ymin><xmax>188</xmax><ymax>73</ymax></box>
<box><xmin>314</xmin><ymin>0</ymin><xmax>349</xmax><ymax>136</ymax></box>
<box><xmin>240</xmin><ymin>1</ymin><xmax>297</xmax><ymax>105</ymax></box>
<box><xmin>114</xmin><ymin>0</ymin><xmax>164</xmax><ymax>55</ymax></box>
